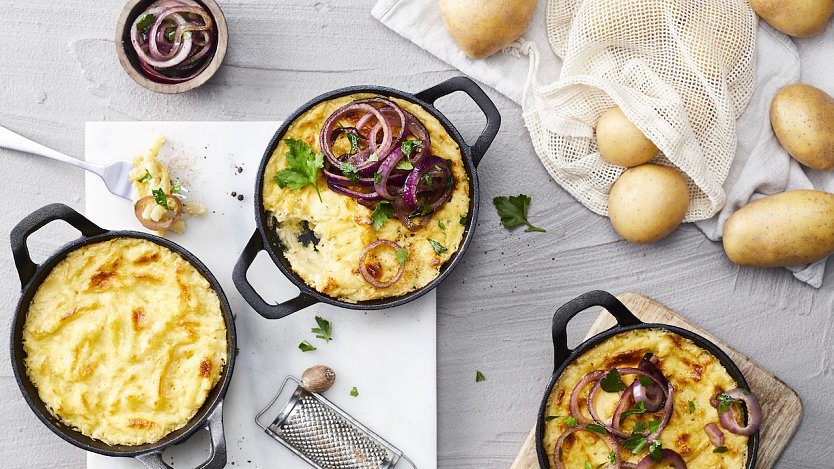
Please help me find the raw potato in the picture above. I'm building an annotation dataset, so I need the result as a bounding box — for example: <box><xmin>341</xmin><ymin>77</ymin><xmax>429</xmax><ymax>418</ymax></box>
<box><xmin>608</xmin><ymin>164</ymin><xmax>690</xmax><ymax>243</ymax></box>
<box><xmin>596</xmin><ymin>107</ymin><xmax>659</xmax><ymax>167</ymax></box>
<box><xmin>750</xmin><ymin>0</ymin><xmax>834</xmax><ymax>37</ymax></box>
<box><xmin>723</xmin><ymin>190</ymin><xmax>834</xmax><ymax>267</ymax></box>
<box><xmin>439</xmin><ymin>0</ymin><xmax>537</xmax><ymax>59</ymax></box>
<box><xmin>771</xmin><ymin>83</ymin><xmax>834</xmax><ymax>171</ymax></box>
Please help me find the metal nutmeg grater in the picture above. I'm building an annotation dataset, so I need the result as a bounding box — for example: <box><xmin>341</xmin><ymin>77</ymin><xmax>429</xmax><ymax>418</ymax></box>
<box><xmin>256</xmin><ymin>376</ymin><xmax>418</xmax><ymax>469</ymax></box>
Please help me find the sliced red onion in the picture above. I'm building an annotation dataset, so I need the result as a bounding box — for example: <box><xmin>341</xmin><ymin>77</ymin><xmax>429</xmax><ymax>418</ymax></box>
<box><xmin>134</xmin><ymin>194</ymin><xmax>182</xmax><ymax>231</ymax></box>
<box><xmin>636</xmin><ymin>449</ymin><xmax>687</xmax><ymax>469</ymax></box>
<box><xmin>717</xmin><ymin>388</ymin><xmax>762</xmax><ymax>436</ymax></box>
<box><xmin>326</xmin><ymin>181</ymin><xmax>382</xmax><ymax>201</ymax></box>
<box><xmin>552</xmin><ymin>426</ymin><xmax>621</xmax><ymax>469</ymax></box>
<box><xmin>584</xmin><ymin>368</ymin><xmax>671</xmax><ymax>439</ymax></box>
<box><xmin>569</xmin><ymin>370</ymin><xmax>606</xmax><ymax>425</ymax></box>
<box><xmin>609</xmin><ymin>380</ymin><xmax>638</xmax><ymax>438</ymax></box>
<box><xmin>704</xmin><ymin>422</ymin><xmax>724</xmax><ymax>446</ymax></box>
<box><xmin>358</xmin><ymin>240</ymin><xmax>405</xmax><ymax>288</ymax></box>
<box><xmin>130</xmin><ymin>1</ymin><xmax>216</xmax><ymax>83</ymax></box>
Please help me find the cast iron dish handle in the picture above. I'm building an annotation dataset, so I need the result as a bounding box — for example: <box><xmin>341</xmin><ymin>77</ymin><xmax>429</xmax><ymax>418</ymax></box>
<box><xmin>232</xmin><ymin>232</ymin><xmax>319</xmax><ymax>320</ymax></box>
<box><xmin>10</xmin><ymin>203</ymin><xmax>106</xmax><ymax>288</ymax></box>
<box><xmin>551</xmin><ymin>291</ymin><xmax>642</xmax><ymax>370</ymax></box>
<box><xmin>415</xmin><ymin>76</ymin><xmax>501</xmax><ymax>166</ymax></box>
<box><xmin>136</xmin><ymin>402</ymin><xmax>227</xmax><ymax>469</ymax></box>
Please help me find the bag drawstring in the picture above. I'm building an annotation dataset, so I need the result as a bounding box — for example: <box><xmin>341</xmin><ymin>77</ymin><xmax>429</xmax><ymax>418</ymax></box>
<box><xmin>503</xmin><ymin>39</ymin><xmax>541</xmax><ymax>111</ymax></box>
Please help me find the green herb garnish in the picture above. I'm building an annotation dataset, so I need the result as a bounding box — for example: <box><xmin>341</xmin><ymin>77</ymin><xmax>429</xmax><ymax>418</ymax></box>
<box><xmin>171</xmin><ymin>178</ymin><xmax>182</xmax><ymax>194</ymax></box>
<box><xmin>396</xmin><ymin>248</ymin><xmax>409</xmax><ymax>267</ymax></box>
<box><xmin>564</xmin><ymin>416</ymin><xmax>578</xmax><ymax>428</ymax></box>
<box><xmin>600</xmin><ymin>368</ymin><xmax>626</xmax><ymax>393</ymax></box>
<box><xmin>438</xmin><ymin>221</ymin><xmax>446</xmax><ymax>231</ymax></box>
<box><xmin>136</xmin><ymin>14</ymin><xmax>156</xmax><ymax>34</ymax></box>
<box><xmin>717</xmin><ymin>394</ymin><xmax>744</xmax><ymax>415</ymax></box>
<box><xmin>544</xmin><ymin>415</ymin><xmax>560</xmax><ymax>422</ymax></box>
<box><xmin>350</xmin><ymin>387</ymin><xmax>359</xmax><ymax>397</ymax></box>
<box><xmin>422</xmin><ymin>171</ymin><xmax>433</xmax><ymax>189</ymax></box>
<box><xmin>689</xmin><ymin>400</ymin><xmax>696</xmax><ymax>414</ymax></box>
<box><xmin>340</xmin><ymin>162</ymin><xmax>360</xmax><ymax>184</ymax></box>
<box><xmin>648</xmin><ymin>440</ymin><xmax>662</xmax><ymax>463</ymax></box>
<box><xmin>585</xmin><ymin>423</ymin><xmax>607</xmax><ymax>434</ymax></box>
<box><xmin>164</xmin><ymin>27</ymin><xmax>176</xmax><ymax>42</ymax></box>
<box><xmin>475</xmin><ymin>371</ymin><xmax>486</xmax><ymax>382</ymax></box>
<box><xmin>152</xmin><ymin>188</ymin><xmax>169</xmax><ymax>209</ymax></box>
<box><xmin>373</xmin><ymin>171</ymin><xmax>381</xmax><ymax>185</ymax></box>
<box><xmin>401</xmin><ymin>139</ymin><xmax>422</xmax><ymax>159</ymax></box>
<box><xmin>639</xmin><ymin>376</ymin><xmax>653</xmax><ymax>387</ymax></box>
<box><xmin>298</xmin><ymin>341</ymin><xmax>317</xmax><ymax>352</ymax></box>
<box><xmin>713</xmin><ymin>446</ymin><xmax>728</xmax><ymax>453</ymax></box>
<box><xmin>368</xmin><ymin>152</ymin><xmax>378</xmax><ymax>162</ymax></box>
<box><xmin>274</xmin><ymin>138</ymin><xmax>324</xmax><ymax>202</ymax></box>
<box><xmin>371</xmin><ymin>201</ymin><xmax>394</xmax><ymax>230</ymax></box>
<box><xmin>584</xmin><ymin>462</ymin><xmax>592</xmax><ymax>469</ymax></box>
<box><xmin>396</xmin><ymin>160</ymin><xmax>414</xmax><ymax>171</ymax></box>
<box><xmin>648</xmin><ymin>419</ymin><xmax>661</xmax><ymax>434</ymax></box>
<box><xmin>493</xmin><ymin>194</ymin><xmax>546</xmax><ymax>232</ymax></box>
<box><xmin>428</xmin><ymin>239</ymin><xmax>447</xmax><ymax>255</ymax></box>
<box><xmin>344</xmin><ymin>129</ymin><xmax>361</xmax><ymax>152</ymax></box>
<box><xmin>311</xmin><ymin>316</ymin><xmax>332</xmax><ymax>342</ymax></box>
<box><xmin>138</xmin><ymin>170</ymin><xmax>152</xmax><ymax>183</ymax></box>
<box><xmin>621</xmin><ymin>433</ymin><xmax>648</xmax><ymax>453</ymax></box>
<box><xmin>459</xmin><ymin>216</ymin><xmax>467</xmax><ymax>225</ymax></box>
<box><xmin>619</xmin><ymin>400</ymin><xmax>647</xmax><ymax>424</ymax></box>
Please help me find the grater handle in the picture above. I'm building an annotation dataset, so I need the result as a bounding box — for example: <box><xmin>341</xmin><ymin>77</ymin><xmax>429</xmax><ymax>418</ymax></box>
<box><xmin>135</xmin><ymin>402</ymin><xmax>227</xmax><ymax>469</ymax></box>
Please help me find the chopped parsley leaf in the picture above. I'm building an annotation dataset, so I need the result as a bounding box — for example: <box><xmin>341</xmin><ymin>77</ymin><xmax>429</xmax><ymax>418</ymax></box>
<box><xmin>340</xmin><ymin>162</ymin><xmax>360</xmax><ymax>184</ymax></box>
<box><xmin>475</xmin><ymin>370</ymin><xmax>486</xmax><ymax>382</ymax></box>
<box><xmin>298</xmin><ymin>341</ymin><xmax>316</xmax><ymax>352</ymax></box>
<box><xmin>350</xmin><ymin>386</ymin><xmax>359</xmax><ymax>397</ymax></box>
<box><xmin>619</xmin><ymin>400</ymin><xmax>647</xmax><ymax>424</ymax></box>
<box><xmin>600</xmin><ymin>368</ymin><xmax>626</xmax><ymax>393</ymax></box>
<box><xmin>371</xmin><ymin>201</ymin><xmax>394</xmax><ymax>230</ymax></box>
<box><xmin>138</xmin><ymin>170</ymin><xmax>152</xmax><ymax>183</ymax></box>
<box><xmin>136</xmin><ymin>14</ymin><xmax>156</xmax><ymax>34</ymax></box>
<box><xmin>396</xmin><ymin>248</ymin><xmax>408</xmax><ymax>267</ymax></box>
<box><xmin>564</xmin><ymin>416</ymin><xmax>578</xmax><ymax>428</ymax></box>
<box><xmin>152</xmin><ymin>188</ymin><xmax>169</xmax><ymax>209</ymax></box>
<box><xmin>713</xmin><ymin>446</ymin><xmax>728</xmax><ymax>453</ymax></box>
<box><xmin>428</xmin><ymin>239</ymin><xmax>447</xmax><ymax>255</ymax></box>
<box><xmin>311</xmin><ymin>316</ymin><xmax>332</xmax><ymax>342</ymax></box>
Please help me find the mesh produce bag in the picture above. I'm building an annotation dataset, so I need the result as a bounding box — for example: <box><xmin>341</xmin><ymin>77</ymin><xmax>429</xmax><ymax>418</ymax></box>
<box><xmin>515</xmin><ymin>0</ymin><xmax>757</xmax><ymax>221</ymax></box>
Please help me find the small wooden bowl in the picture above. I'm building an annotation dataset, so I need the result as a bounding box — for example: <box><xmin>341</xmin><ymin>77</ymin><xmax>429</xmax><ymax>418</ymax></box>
<box><xmin>115</xmin><ymin>0</ymin><xmax>228</xmax><ymax>94</ymax></box>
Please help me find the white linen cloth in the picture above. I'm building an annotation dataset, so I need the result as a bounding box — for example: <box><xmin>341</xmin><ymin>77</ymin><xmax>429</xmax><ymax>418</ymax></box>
<box><xmin>372</xmin><ymin>0</ymin><xmax>831</xmax><ymax>287</ymax></box>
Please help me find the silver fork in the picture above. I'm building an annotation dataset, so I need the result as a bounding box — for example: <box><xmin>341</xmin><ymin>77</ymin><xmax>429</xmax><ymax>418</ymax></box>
<box><xmin>0</xmin><ymin>125</ymin><xmax>133</xmax><ymax>200</ymax></box>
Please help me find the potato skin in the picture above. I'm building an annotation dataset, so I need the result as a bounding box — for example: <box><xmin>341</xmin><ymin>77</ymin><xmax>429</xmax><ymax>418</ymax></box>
<box><xmin>750</xmin><ymin>0</ymin><xmax>834</xmax><ymax>37</ymax></box>
<box><xmin>771</xmin><ymin>83</ymin><xmax>834</xmax><ymax>171</ymax></box>
<box><xmin>608</xmin><ymin>164</ymin><xmax>690</xmax><ymax>243</ymax></box>
<box><xmin>439</xmin><ymin>0</ymin><xmax>537</xmax><ymax>59</ymax></box>
<box><xmin>596</xmin><ymin>107</ymin><xmax>659</xmax><ymax>167</ymax></box>
<box><xmin>723</xmin><ymin>190</ymin><xmax>834</xmax><ymax>267</ymax></box>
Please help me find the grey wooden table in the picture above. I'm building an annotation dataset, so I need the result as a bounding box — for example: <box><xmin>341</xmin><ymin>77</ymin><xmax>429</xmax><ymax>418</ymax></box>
<box><xmin>1</xmin><ymin>1</ymin><xmax>832</xmax><ymax>467</ymax></box>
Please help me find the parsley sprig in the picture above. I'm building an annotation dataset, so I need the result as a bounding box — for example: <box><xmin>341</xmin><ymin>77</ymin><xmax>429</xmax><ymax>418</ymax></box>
<box><xmin>274</xmin><ymin>138</ymin><xmax>324</xmax><ymax>202</ymax></box>
<box><xmin>311</xmin><ymin>316</ymin><xmax>332</xmax><ymax>342</ymax></box>
<box><xmin>600</xmin><ymin>368</ymin><xmax>626</xmax><ymax>393</ymax></box>
<box><xmin>493</xmin><ymin>194</ymin><xmax>546</xmax><ymax>232</ymax></box>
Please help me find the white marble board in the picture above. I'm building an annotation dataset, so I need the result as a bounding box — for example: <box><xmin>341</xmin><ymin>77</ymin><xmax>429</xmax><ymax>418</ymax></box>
<box><xmin>83</xmin><ymin>122</ymin><xmax>437</xmax><ymax>469</ymax></box>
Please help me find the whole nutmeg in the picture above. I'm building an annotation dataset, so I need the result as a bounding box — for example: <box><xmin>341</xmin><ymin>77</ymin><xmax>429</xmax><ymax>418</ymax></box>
<box><xmin>301</xmin><ymin>365</ymin><xmax>336</xmax><ymax>394</ymax></box>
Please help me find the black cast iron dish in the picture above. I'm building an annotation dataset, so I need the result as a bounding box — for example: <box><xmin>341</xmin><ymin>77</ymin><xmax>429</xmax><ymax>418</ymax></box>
<box><xmin>233</xmin><ymin>76</ymin><xmax>501</xmax><ymax>319</ymax></box>
<box><xmin>9</xmin><ymin>204</ymin><xmax>236</xmax><ymax>469</ymax></box>
<box><xmin>535</xmin><ymin>291</ymin><xmax>759</xmax><ymax>468</ymax></box>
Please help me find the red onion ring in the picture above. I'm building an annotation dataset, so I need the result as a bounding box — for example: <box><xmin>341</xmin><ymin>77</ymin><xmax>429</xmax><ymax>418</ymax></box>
<box><xmin>704</xmin><ymin>422</ymin><xmax>724</xmax><ymax>446</ymax></box>
<box><xmin>717</xmin><ymin>388</ymin><xmax>762</xmax><ymax>436</ymax></box>
<box><xmin>134</xmin><ymin>194</ymin><xmax>182</xmax><ymax>231</ymax></box>
<box><xmin>583</xmin><ymin>368</ymin><xmax>671</xmax><ymax>440</ymax></box>
<box><xmin>130</xmin><ymin>0</ymin><xmax>217</xmax><ymax>83</ymax></box>
<box><xmin>569</xmin><ymin>370</ymin><xmax>606</xmax><ymax>425</ymax></box>
<box><xmin>552</xmin><ymin>426</ymin><xmax>621</xmax><ymax>469</ymax></box>
<box><xmin>358</xmin><ymin>240</ymin><xmax>406</xmax><ymax>288</ymax></box>
<box><xmin>635</xmin><ymin>449</ymin><xmax>687</xmax><ymax>469</ymax></box>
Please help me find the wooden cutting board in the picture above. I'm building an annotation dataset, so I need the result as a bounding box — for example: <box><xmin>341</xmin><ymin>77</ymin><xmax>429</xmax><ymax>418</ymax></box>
<box><xmin>511</xmin><ymin>292</ymin><xmax>802</xmax><ymax>469</ymax></box>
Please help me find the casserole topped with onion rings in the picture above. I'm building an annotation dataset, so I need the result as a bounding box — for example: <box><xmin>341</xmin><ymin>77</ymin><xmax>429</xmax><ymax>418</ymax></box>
<box><xmin>542</xmin><ymin>328</ymin><xmax>761</xmax><ymax>468</ymax></box>
<box><xmin>262</xmin><ymin>94</ymin><xmax>470</xmax><ymax>303</ymax></box>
